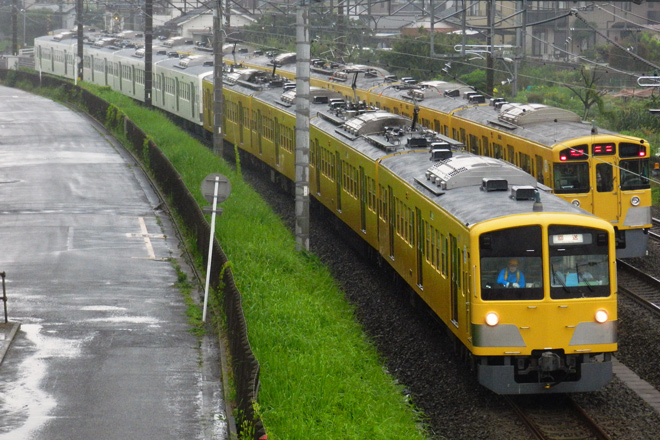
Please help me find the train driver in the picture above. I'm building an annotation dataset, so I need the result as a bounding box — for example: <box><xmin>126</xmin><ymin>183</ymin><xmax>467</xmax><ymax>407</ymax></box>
<box><xmin>497</xmin><ymin>259</ymin><xmax>525</xmax><ymax>288</ymax></box>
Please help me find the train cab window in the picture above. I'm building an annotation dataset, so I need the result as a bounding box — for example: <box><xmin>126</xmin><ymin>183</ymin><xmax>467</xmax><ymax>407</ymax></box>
<box><xmin>480</xmin><ymin>256</ymin><xmax>543</xmax><ymax>300</ymax></box>
<box><xmin>548</xmin><ymin>225</ymin><xmax>611</xmax><ymax>299</ymax></box>
<box><xmin>620</xmin><ymin>159</ymin><xmax>650</xmax><ymax>190</ymax></box>
<box><xmin>550</xmin><ymin>255</ymin><xmax>609</xmax><ymax>290</ymax></box>
<box><xmin>596</xmin><ymin>163</ymin><xmax>613</xmax><ymax>192</ymax></box>
<box><xmin>553</xmin><ymin>163</ymin><xmax>589</xmax><ymax>194</ymax></box>
<box><xmin>479</xmin><ymin>226</ymin><xmax>543</xmax><ymax>301</ymax></box>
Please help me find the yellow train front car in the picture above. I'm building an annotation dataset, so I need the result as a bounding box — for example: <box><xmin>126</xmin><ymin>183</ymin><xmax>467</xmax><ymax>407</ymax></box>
<box><xmin>470</xmin><ymin>214</ymin><xmax>616</xmax><ymax>393</ymax></box>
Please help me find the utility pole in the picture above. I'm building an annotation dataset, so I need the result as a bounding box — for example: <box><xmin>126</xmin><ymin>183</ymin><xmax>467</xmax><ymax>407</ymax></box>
<box><xmin>76</xmin><ymin>0</ymin><xmax>83</xmax><ymax>81</ymax></box>
<box><xmin>213</xmin><ymin>0</ymin><xmax>224</xmax><ymax>157</ymax></box>
<box><xmin>11</xmin><ymin>0</ymin><xmax>18</xmax><ymax>55</ymax></box>
<box><xmin>145</xmin><ymin>0</ymin><xmax>153</xmax><ymax>107</ymax></box>
<box><xmin>295</xmin><ymin>0</ymin><xmax>311</xmax><ymax>252</ymax></box>
<box><xmin>486</xmin><ymin>0</ymin><xmax>494</xmax><ymax>97</ymax></box>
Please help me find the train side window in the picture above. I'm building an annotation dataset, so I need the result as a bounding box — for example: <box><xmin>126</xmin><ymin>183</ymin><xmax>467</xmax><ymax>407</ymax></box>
<box><xmin>596</xmin><ymin>163</ymin><xmax>613</xmax><ymax>192</ymax></box>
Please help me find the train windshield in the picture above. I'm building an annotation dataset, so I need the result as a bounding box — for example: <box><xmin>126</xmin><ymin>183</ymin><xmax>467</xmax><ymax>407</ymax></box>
<box><xmin>553</xmin><ymin>163</ymin><xmax>590</xmax><ymax>194</ymax></box>
<box><xmin>548</xmin><ymin>225</ymin><xmax>611</xmax><ymax>299</ymax></box>
<box><xmin>620</xmin><ymin>159</ymin><xmax>650</xmax><ymax>191</ymax></box>
<box><xmin>479</xmin><ymin>226</ymin><xmax>544</xmax><ymax>301</ymax></box>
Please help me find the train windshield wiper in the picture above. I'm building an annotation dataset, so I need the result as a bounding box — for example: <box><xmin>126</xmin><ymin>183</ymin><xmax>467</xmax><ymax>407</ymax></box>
<box><xmin>551</xmin><ymin>263</ymin><xmax>569</xmax><ymax>293</ymax></box>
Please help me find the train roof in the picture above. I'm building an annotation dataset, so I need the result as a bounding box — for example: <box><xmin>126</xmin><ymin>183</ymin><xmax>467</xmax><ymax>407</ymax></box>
<box><xmin>229</xmin><ymin>49</ymin><xmax>646</xmax><ymax>148</ymax></box>
<box><xmin>451</xmin><ymin>102</ymin><xmax>617</xmax><ymax>147</ymax></box>
<box><xmin>154</xmin><ymin>56</ymin><xmax>215</xmax><ymax>77</ymax></box>
<box><xmin>388</xmin><ymin>152</ymin><xmax>589</xmax><ymax>227</ymax></box>
<box><xmin>312</xmin><ymin>107</ymin><xmax>591</xmax><ymax>227</ymax></box>
<box><xmin>220</xmin><ymin>67</ymin><xmax>344</xmax><ymax>116</ymax></box>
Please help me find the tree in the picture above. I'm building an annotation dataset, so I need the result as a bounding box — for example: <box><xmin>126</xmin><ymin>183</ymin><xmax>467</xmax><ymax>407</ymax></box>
<box><xmin>376</xmin><ymin>30</ymin><xmax>467</xmax><ymax>81</ymax></box>
<box><xmin>564</xmin><ymin>66</ymin><xmax>607</xmax><ymax>120</ymax></box>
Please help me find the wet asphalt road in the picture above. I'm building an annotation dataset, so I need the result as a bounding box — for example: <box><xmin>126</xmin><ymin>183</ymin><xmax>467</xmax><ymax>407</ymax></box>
<box><xmin>0</xmin><ymin>86</ymin><xmax>228</xmax><ymax>439</ymax></box>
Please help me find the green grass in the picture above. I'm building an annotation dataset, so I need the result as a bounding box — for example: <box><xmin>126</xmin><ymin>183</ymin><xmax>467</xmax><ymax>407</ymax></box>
<box><xmin>68</xmin><ymin>83</ymin><xmax>429</xmax><ymax>439</ymax></box>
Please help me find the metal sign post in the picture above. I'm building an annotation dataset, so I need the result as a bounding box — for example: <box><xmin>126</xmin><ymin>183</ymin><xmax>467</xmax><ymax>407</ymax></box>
<box><xmin>2</xmin><ymin>272</ymin><xmax>7</xmax><ymax>323</ymax></box>
<box><xmin>201</xmin><ymin>174</ymin><xmax>231</xmax><ymax>322</ymax></box>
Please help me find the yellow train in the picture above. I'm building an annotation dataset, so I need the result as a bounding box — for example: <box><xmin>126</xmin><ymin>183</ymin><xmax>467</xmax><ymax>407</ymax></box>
<box><xmin>230</xmin><ymin>52</ymin><xmax>652</xmax><ymax>259</ymax></box>
<box><xmin>208</xmin><ymin>65</ymin><xmax>617</xmax><ymax>394</ymax></box>
<box><xmin>35</xmin><ymin>33</ymin><xmax>619</xmax><ymax>394</ymax></box>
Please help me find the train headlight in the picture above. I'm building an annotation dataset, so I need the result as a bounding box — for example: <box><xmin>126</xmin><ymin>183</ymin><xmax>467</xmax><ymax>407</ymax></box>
<box><xmin>631</xmin><ymin>196</ymin><xmax>641</xmax><ymax>206</ymax></box>
<box><xmin>571</xmin><ymin>199</ymin><xmax>580</xmax><ymax>208</ymax></box>
<box><xmin>595</xmin><ymin>309</ymin><xmax>609</xmax><ymax>323</ymax></box>
<box><xmin>485</xmin><ymin>312</ymin><xmax>499</xmax><ymax>327</ymax></box>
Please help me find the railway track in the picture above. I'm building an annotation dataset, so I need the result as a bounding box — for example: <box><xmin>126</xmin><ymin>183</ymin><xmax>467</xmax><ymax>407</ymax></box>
<box><xmin>505</xmin><ymin>395</ymin><xmax>611</xmax><ymax>440</ymax></box>
<box><xmin>650</xmin><ymin>217</ymin><xmax>660</xmax><ymax>242</ymax></box>
<box><xmin>617</xmin><ymin>260</ymin><xmax>660</xmax><ymax>316</ymax></box>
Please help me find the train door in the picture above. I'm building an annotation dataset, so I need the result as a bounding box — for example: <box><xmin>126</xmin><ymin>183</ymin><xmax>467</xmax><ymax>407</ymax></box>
<box><xmin>118</xmin><ymin>62</ymin><xmax>123</xmax><ymax>91</ymax></box>
<box><xmin>335</xmin><ymin>152</ymin><xmax>342</xmax><ymax>212</ymax></box>
<box><xmin>175</xmin><ymin>78</ymin><xmax>180</xmax><ymax>111</ymax></box>
<box><xmin>416</xmin><ymin>209</ymin><xmax>424</xmax><ymax>288</ymax></box>
<box><xmin>160</xmin><ymin>73</ymin><xmax>166</xmax><ymax>105</ymax></box>
<box><xmin>257</xmin><ymin>110</ymin><xmax>263</xmax><ymax>155</ymax></box>
<box><xmin>191</xmin><ymin>82</ymin><xmax>197</xmax><ymax>121</ymax></box>
<box><xmin>274</xmin><ymin>118</ymin><xmax>281</xmax><ymax>166</ymax></box>
<box><xmin>450</xmin><ymin>235</ymin><xmax>460</xmax><ymax>326</ymax></box>
<box><xmin>592</xmin><ymin>160</ymin><xmax>618</xmax><ymax>221</ymax></box>
<box><xmin>313</xmin><ymin>139</ymin><xmax>321</xmax><ymax>194</ymax></box>
<box><xmin>482</xmin><ymin>136</ymin><xmax>490</xmax><ymax>157</ymax></box>
<box><xmin>535</xmin><ymin>155</ymin><xmax>545</xmax><ymax>184</ymax></box>
<box><xmin>64</xmin><ymin>49</ymin><xmax>69</xmax><ymax>76</ymax></box>
<box><xmin>88</xmin><ymin>55</ymin><xmax>93</xmax><ymax>82</ymax></box>
<box><xmin>388</xmin><ymin>186</ymin><xmax>395</xmax><ymax>259</ymax></box>
<box><xmin>360</xmin><ymin>167</ymin><xmax>366</xmax><ymax>232</ymax></box>
<box><xmin>203</xmin><ymin>87</ymin><xmax>212</xmax><ymax>128</ymax></box>
<box><xmin>469</xmin><ymin>134</ymin><xmax>479</xmax><ymax>155</ymax></box>
<box><xmin>238</xmin><ymin>101</ymin><xmax>244</xmax><ymax>144</ymax></box>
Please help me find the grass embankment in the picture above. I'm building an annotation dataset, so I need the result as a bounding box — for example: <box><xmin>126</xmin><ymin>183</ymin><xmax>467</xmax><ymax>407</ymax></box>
<box><xmin>61</xmin><ymin>84</ymin><xmax>428</xmax><ymax>439</ymax></box>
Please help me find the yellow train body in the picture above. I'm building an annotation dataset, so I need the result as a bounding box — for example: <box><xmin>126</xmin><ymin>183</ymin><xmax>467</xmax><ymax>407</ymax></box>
<box><xmin>208</xmin><ymin>71</ymin><xmax>618</xmax><ymax>393</ymax></box>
